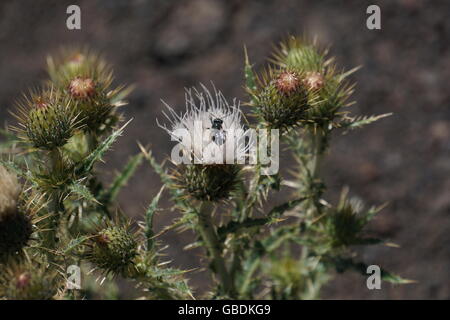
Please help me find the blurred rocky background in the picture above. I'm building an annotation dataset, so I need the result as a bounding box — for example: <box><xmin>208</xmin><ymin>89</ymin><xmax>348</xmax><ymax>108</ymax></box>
<box><xmin>0</xmin><ymin>0</ymin><xmax>448</xmax><ymax>299</ymax></box>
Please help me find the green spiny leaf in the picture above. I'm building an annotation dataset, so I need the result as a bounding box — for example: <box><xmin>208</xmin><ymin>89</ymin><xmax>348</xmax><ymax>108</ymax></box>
<box><xmin>78</xmin><ymin>119</ymin><xmax>132</xmax><ymax>174</ymax></box>
<box><xmin>100</xmin><ymin>153</ymin><xmax>143</xmax><ymax>204</ymax></box>
<box><xmin>217</xmin><ymin>218</ymin><xmax>270</xmax><ymax>241</ymax></box>
<box><xmin>267</xmin><ymin>197</ymin><xmax>308</xmax><ymax>218</ymax></box>
<box><xmin>69</xmin><ymin>181</ymin><xmax>100</xmax><ymax>204</ymax></box>
<box><xmin>340</xmin><ymin>113</ymin><xmax>392</xmax><ymax>132</ymax></box>
<box><xmin>63</xmin><ymin>235</ymin><xmax>93</xmax><ymax>254</ymax></box>
<box><xmin>145</xmin><ymin>186</ymin><xmax>164</xmax><ymax>251</ymax></box>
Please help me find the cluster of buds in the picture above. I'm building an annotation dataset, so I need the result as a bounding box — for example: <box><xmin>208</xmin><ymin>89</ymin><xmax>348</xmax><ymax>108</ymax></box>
<box><xmin>247</xmin><ymin>36</ymin><xmax>355</xmax><ymax>132</ymax></box>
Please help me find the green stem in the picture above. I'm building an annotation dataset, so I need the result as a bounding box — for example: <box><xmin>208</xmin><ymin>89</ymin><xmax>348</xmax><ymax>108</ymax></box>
<box><xmin>196</xmin><ymin>201</ymin><xmax>235</xmax><ymax>297</ymax></box>
<box><xmin>305</xmin><ymin>128</ymin><xmax>326</xmax><ymax>217</ymax></box>
<box><xmin>43</xmin><ymin>149</ymin><xmax>64</xmax><ymax>260</ymax></box>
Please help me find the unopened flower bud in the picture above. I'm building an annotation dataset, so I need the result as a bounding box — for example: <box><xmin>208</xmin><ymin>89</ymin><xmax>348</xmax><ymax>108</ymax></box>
<box><xmin>12</xmin><ymin>88</ymin><xmax>81</xmax><ymax>150</ymax></box>
<box><xmin>0</xmin><ymin>261</ymin><xmax>59</xmax><ymax>300</ymax></box>
<box><xmin>16</xmin><ymin>273</ymin><xmax>31</xmax><ymax>289</ymax></box>
<box><xmin>303</xmin><ymin>72</ymin><xmax>325</xmax><ymax>91</ymax></box>
<box><xmin>69</xmin><ymin>77</ymin><xmax>97</xmax><ymax>99</ymax></box>
<box><xmin>276</xmin><ymin>71</ymin><xmax>301</xmax><ymax>95</ymax></box>
<box><xmin>176</xmin><ymin>164</ymin><xmax>241</xmax><ymax>202</ymax></box>
<box><xmin>86</xmin><ymin>226</ymin><xmax>138</xmax><ymax>275</ymax></box>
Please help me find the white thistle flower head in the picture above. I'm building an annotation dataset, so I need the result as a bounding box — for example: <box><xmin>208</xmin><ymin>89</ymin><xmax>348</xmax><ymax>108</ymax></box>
<box><xmin>158</xmin><ymin>84</ymin><xmax>251</xmax><ymax>165</ymax></box>
<box><xmin>0</xmin><ymin>165</ymin><xmax>21</xmax><ymax>218</ymax></box>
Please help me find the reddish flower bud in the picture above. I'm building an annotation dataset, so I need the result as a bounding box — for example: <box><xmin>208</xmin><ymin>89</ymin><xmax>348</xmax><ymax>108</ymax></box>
<box><xmin>303</xmin><ymin>72</ymin><xmax>325</xmax><ymax>91</ymax></box>
<box><xmin>275</xmin><ymin>71</ymin><xmax>301</xmax><ymax>95</ymax></box>
<box><xmin>69</xmin><ymin>77</ymin><xmax>97</xmax><ymax>99</ymax></box>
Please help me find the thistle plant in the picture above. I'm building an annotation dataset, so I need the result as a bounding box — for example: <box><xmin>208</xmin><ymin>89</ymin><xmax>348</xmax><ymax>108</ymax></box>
<box><xmin>0</xmin><ymin>36</ymin><xmax>411</xmax><ymax>300</ymax></box>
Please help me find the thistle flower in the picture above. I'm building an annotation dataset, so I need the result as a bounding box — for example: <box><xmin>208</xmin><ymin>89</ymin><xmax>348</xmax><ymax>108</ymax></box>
<box><xmin>47</xmin><ymin>47</ymin><xmax>130</xmax><ymax>133</ymax></box>
<box><xmin>159</xmin><ymin>85</ymin><xmax>250</xmax><ymax>165</ymax></box>
<box><xmin>84</xmin><ymin>222</ymin><xmax>138</xmax><ymax>276</ymax></box>
<box><xmin>11</xmin><ymin>87</ymin><xmax>82</xmax><ymax>150</ymax></box>
<box><xmin>158</xmin><ymin>85</ymin><xmax>249</xmax><ymax>201</ymax></box>
<box><xmin>0</xmin><ymin>260</ymin><xmax>60</xmax><ymax>300</ymax></box>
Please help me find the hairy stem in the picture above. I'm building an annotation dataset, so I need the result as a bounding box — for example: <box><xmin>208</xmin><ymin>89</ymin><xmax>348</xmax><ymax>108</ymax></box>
<box><xmin>42</xmin><ymin>149</ymin><xmax>64</xmax><ymax>260</ymax></box>
<box><xmin>196</xmin><ymin>201</ymin><xmax>235</xmax><ymax>297</ymax></box>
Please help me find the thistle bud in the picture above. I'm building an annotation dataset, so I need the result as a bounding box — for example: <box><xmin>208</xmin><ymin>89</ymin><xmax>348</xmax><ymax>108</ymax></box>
<box><xmin>0</xmin><ymin>261</ymin><xmax>59</xmax><ymax>300</ymax></box>
<box><xmin>324</xmin><ymin>195</ymin><xmax>374</xmax><ymax>248</ymax></box>
<box><xmin>303</xmin><ymin>72</ymin><xmax>325</xmax><ymax>91</ymax></box>
<box><xmin>175</xmin><ymin>164</ymin><xmax>241</xmax><ymax>202</ymax></box>
<box><xmin>67</xmin><ymin>52</ymin><xmax>85</xmax><ymax>70</ymax></box>
<box><xmin>16</xmin><ymin>272</ymin><xmax>31</xmax><ymax>289</ymax></box>
<box><xmin>86</xmin><ymin>225</ymin><xmax>138</xmax><ymax>276</ymax></box>
<box><xmin>68</xmin><ymin>77</ymin><xmax>97</xmax><ymax>99</ymax></box>
<box><xmin>276</xmin><ymin>71</ymin><xmax>301</xmax><ymax>95</ymax></box>
<box><xmin>254</xmin><ymin>69</ymin><xmax>309</xmax><ymax>130</ymax></box>
<box><xmin>12</xmin><ymin>87</ymin><xmax>81</xmax><ymax>150</ymax></box>
<box><xmin>47</xmin><ymin>47</ymin><xmax>129</xmax><ymax>133</ymax></box>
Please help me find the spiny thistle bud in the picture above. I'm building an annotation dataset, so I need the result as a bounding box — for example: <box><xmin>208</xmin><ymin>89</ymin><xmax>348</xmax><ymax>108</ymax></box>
<box><xmin>324</xmin><ymin>191</ymin><xmax>377</xmax><ymax>248</ymax></box>
<box><xmin>68</xmin><ymin>77</ymin><xmax>97</xmax><ymax>99</ymax></box>
<box><xmin>47</xmin><ymin>47</ymin><xmax>108</xmax><ymax>87</ymax></box>
<box><xmin>276</xmin><ymin>71</ymin><xmax>301</xmax><ymax>95</ymax></box>
<box><xmin>0</xmin><ymin>261</ymin><xmax>59</xmax><ymax>300</ymax></box>
<box><xmin>85</xmin><ymin>225</ymin><xmax>138</xmax><ymax>276</ymax></box>
<box><xmin>12</xmin><ymin>87</ymin><xmax>82</xmax><ymax>150</ymax></box>
<box><xmin>175</xmin><ymin>164</ymin><xmax>241</xmax><ymax>202</ymax></box>
<box><xmin>47</xmin><ymin>47</ymin><xmax>130</xmax><ymax>133</ymax></box>
<box><xmin>303</xmin><ymin>72</ymin><xmax>325</xmax><ymax>91</ymax></box>
<box><xmin>0</xmin><ymin>166</ymin><xmax>31</xmax><ymax>260</ymax></box>
<box><xmin>66</xmin><ymin>52</ymin><xmax>85</xmax><ymax>70</ymax></box>
<box><xmin>252</xmin><ymin>68</ymin><xmax>308</xmax><ymax>130</ymax></box>
<box><xmin>271</xmin><ymin>36</ymin><xmax>356</xmax><ymax>128</ymax></box>
<box><xmin>271</xmin><ymin>36</ymin><xmax>326</xmax><ymax>72</ymax></box>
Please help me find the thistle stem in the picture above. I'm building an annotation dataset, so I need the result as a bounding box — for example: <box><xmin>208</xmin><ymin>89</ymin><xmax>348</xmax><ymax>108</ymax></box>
<box><xmin>43</xmin><ymin>149</ymin><xmax>63</xmax><ymax>260</ymax></box>
<box><xmin>196</xmin><ymin>201</ymin><xmax>235</xmax><ymax>297</ymax></box>
<box><xmin>306</xmin><ymin>128</ymin><xmax>326</xmax><ymax>216</ymax></box>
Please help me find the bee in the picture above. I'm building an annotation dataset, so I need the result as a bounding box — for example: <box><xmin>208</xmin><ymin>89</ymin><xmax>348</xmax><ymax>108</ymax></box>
<box><xmin>210</xmin><ymin>118</ymin><xmax>226</xmax><ymax>145</ymax></box>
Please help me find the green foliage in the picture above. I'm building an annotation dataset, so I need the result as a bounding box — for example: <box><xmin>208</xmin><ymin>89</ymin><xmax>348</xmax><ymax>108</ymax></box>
<box><xmin>0</xmin><ymin>37</ymin><xmax>408</xmax><ymax>300</ymax></box>
<box><xmin>0</xmin><ymin>47</ymin><xmax>191</xmax><ymax>300</ymax></box>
